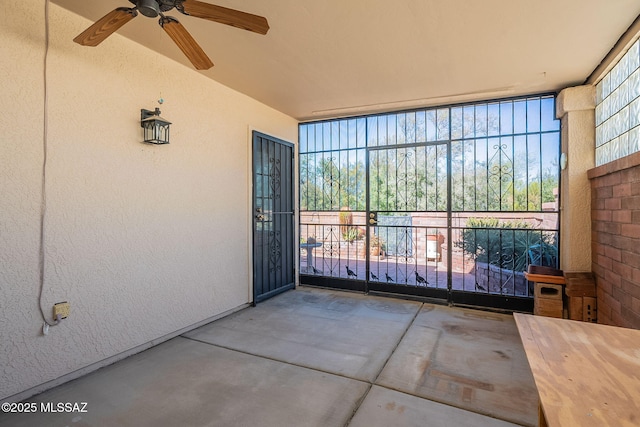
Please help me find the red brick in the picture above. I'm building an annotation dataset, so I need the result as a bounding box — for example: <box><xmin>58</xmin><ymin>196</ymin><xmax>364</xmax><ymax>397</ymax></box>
<box><xmin>600</xmin><ymin>221</ymin><xmax>621</xmax><ymax>235</ymax></box>
<box><xmin>621</xmin><ymin>307</ymin><xmax>640</xmax><ymax>329</ymax></box>
<box><xmin>621</xmin><ymin>223</ymin><xmax>640</xmax><ymax>239</ymax></box>
<box><xmin>592</xmin><ymin>242</ymin><xmax>605</xmax><ymax>255</ymax></box>
<box><xmin>597</xmin><ymin>289</ymin><xmax>611</xmax><ymax>317</ymax></box>
<box><xmin>622</xmin><ymin>166</ymin><xmax>640</xmax><ymax>184</ymax></box>
<box><xmin>605</xmin><ymin>246</ymin><xmax>622</xmax><ymax>262</ymax></box>
<box><xmin>604</xmin><ymin>291</ymin><xmax>622</xmax><ymax>314</ymax></box>
<box><xmin>613</xmin><ymin>286</ymin><xmax>631</xmax><ymax>308</ymax></box>
<box><xmin>592</xmin><ymin>175</ymin><xmax>613</xmax><ymax>188</ymax></box>
<box><xmin>621</xmin><ymin>278</ymin><xmax>640</xmax><ymax>299</ymax></box>
<box><xmin>596</xmin><ymin>254</ymin><xmax>613</xmax><ymax>270</ymax></box>
<box><xmin>602</xmin><ymin>173</ymin><xmax>622</xmax><ymax>187</ymax></box>
<box><xmin>591</xmin><ymin>221</ymin><xmax>607</xmax><ymax>233</ymax></box>
<box><xmin>612</xmin><ymin>260</ymin><xmax>632</xmax><ymax>278</ymax></box>
<box><xmin>633</xmin><ymin>270</ymin><xmax>640</xmax><ymax>285</ymax></box>
<box><xmin>595</xmin><ymin>231</ymin><xmax>613</xmax><ymax>246</ymax></box>
<box><xmin>621</xmin><ymin>196</ymin><xmax>640</xmax><ymax>210</ymax></box>
<box><xmin>605</xmin><ymin>269</ymin><xmax>622</xmax><ymax>287</ymax></box>
<box><xmin>621</xmin><ymin>250</ymin><xmax>640</xmax><ymax>267</ymax></box>
<box><xmin>597</xmin><ymin>276</ymin><xmax>613</xmax><ymax>295</ymax></box>
<box><xmin>591</xmin><ymin>264</ymin><xmax>604</xmax><ymax>280</ymax></box>
<box><xmin>595</xmin><ymin>186</ymin><xmax>613</xmax><ymax>199</ymax></box>
<box><xmin>592</xmin><ymin>264</ymin><xmax>604</xmax><ymax>279</ymax></box>
<box><xmin>597</xmin><ymin>290</ymin><xmax>609</xmax><ymax>307</ymax></box>
<box><xmin>632</xmin><ymin>210</ymin><xmax>640</xmax><ymax>223</ymax></box>
<box><xmin>593</xmin><ymin>210</ymin><xmax>612</xmax><ymax>221</ymax></box>
<box><xmin>611</xmin><ymin>235</ymin><xmax>637</xmax><ymax>252</ymax></box>
<box><xmin>605</xmin><ymin>198</ymin><xmax>622</xmax><ymax>210</ymax></box>
<box><xmin>592</xmin><ymin>198</ymin><xmax>606</xmax><ymax>210</ymax></box>
<box><xmin>611</xmin><ymin>310</ymin><xmax>631</xmax><ymax>328</ymax></box>
<box><xmin>613</xmin><ymin>182</ymin><xmax>632</xmax><ymax>198</ymax></box>
<box><xmin>613</xmin><ymin>209</ymin><xmax>632</xmax><ymax>223</ymax></box>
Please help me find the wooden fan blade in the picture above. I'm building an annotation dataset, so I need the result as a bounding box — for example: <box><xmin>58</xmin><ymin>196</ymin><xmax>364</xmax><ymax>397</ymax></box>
<box><xmin>73</xmin><ymin>8</ymin><xmax>137</xmax><ymax>47</ymax></box>
<box><xmin>161</xmin><ymin>17</ymin><xmax>214</xmax><ymax>70</ymax></box>
<box><xmin>181</xmin><ymin>0</ymin><xmax>269</xmax><ymax>35</ymax></box>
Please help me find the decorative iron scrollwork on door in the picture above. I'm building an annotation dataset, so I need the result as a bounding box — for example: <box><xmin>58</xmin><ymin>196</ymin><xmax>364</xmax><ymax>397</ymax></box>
<box><xmin>269</xmin><ymin>157</ymin><xmax>281</xmax><ymax>200</ymax></box>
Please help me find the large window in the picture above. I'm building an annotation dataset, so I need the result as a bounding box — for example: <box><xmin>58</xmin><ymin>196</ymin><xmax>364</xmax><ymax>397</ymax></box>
<box><xmin>595</xmin><ymin>38</ymin><xmax>640</xmax><ymax>166</ymax></box>
<box><xmin>301</xmin><ymin>96</ymin><xmax>560</xmax><ymax>213</ymax></box>
<box><xmin>299</xmin><ymin>95</ymin><xmax>560</xmax><ymax>308</ymax></box>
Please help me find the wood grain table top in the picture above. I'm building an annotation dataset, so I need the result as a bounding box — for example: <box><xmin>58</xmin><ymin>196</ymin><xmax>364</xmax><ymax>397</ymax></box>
<box><xmin>514</xmin><ymin>313</ymin><xmax>640</xmax><ymax>427</ymax></box>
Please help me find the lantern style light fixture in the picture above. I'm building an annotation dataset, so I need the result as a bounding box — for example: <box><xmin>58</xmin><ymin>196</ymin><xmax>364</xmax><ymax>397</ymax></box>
<box><xmin>140</xmin><ymin>108</ymin><xmax>171</xmax><ymax>145</ymax></box>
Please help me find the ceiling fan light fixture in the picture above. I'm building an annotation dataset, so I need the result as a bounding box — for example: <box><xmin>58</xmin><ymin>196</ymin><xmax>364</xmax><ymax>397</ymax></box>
<box><xmin>137</xmin><ymin>0</ymin><xmax>161</xmax><ymax>18</ymax></box>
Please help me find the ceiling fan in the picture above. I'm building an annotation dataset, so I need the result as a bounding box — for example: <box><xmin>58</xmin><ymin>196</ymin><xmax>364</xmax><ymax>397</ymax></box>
<box><xmin>73</xmin><ymin>0</ymin><xmax>269</xmax><ymax>70</ymax></box>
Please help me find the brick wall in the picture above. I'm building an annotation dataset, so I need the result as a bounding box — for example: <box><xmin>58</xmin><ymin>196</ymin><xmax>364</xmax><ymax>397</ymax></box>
<box><xmin>588</xmin><ymin>152</ymin><xmax>640</xmax><ymax>329</ymax></box>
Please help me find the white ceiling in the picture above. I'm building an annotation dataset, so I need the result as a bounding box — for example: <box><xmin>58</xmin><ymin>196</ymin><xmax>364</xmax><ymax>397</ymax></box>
<box><xmin>53</xmin><ymin>0</ymin><xmax>640</xmax><ymax>121</ymax></box>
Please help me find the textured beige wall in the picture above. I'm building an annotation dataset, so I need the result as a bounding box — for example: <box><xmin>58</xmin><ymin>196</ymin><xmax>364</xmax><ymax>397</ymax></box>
<box><xmin>556</xmin><ymin>86</ymin><xmax>596</xmax><ymax>272</ymax></box>
<box><xmin>0</xmin><ymin>0</ymin><xmax>297</xmax><ymax>400</ymax></box>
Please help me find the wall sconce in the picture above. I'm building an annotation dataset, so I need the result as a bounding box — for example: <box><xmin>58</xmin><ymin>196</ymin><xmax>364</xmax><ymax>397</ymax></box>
<box><xmin>140</xmin><ymin>108</ymin><xmax>171</xmax><ymax>145</ymax></box>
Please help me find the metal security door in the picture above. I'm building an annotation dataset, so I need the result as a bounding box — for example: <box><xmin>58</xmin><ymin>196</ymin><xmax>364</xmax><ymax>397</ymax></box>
<box><xmin>252</xmin><ymin>132</ymin><xmax>295</xmax><ymax>304</ymax></box>
<box><xmin>366</xmin><ymin>142</ymin><xmax>450</xmax><ymax>301</ymax></box>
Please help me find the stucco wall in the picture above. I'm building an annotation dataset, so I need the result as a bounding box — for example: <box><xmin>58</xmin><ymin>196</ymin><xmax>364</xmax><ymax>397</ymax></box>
<box><xmin>556</xmin><ymin>86</ymin><xmax>595</xmax><ymax>272</ymax></box>
<box><xmin>0</xmin><ymin>0</ymin><xmax>297</xmax><ymax>400</ymax></box>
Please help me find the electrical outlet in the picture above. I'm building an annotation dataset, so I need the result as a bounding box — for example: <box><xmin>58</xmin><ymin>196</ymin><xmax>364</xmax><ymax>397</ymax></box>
<box><xmin>53</xmin><ymin>301</ymin><xmax>70</xmax><ymax>319</ymax></box>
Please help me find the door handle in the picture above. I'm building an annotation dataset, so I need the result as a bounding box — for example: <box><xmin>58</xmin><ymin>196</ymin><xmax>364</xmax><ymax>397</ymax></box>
<box><xmin>369</xmin><ymin>212</ymin><xmax>378</xmax><ymax>225</ymax></box>
<box><xmin>256</xmin><ymin>214</ymin><xmax>265</xmax><ymax>221</ymax></box>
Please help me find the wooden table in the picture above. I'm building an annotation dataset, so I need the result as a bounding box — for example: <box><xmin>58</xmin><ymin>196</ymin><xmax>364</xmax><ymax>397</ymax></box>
<box><xmin>514</xmin><ymin>313</ymin><xmax>640</xmax><ymax>427</ymax></box>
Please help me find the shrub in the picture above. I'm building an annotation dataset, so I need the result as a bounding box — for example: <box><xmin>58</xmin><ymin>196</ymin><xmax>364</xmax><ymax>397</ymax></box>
<box><xmin>370</xmin><ymin>235</ymin><xmax>385</xmax><ymax>250</ymax></box>
<box><xmin>459</xmin><ymin>217</ymin><xmax>558</xmax><ymax>272</ymax></box>
<box><xmin>343</xmin><ymin>227</ymin><xmax>364</xmax><ymax>243</ymax></box>
<box><xmin>339</xmin><ymin>209</ymin><xmax>353</xmax><ymax>236</ymax></box>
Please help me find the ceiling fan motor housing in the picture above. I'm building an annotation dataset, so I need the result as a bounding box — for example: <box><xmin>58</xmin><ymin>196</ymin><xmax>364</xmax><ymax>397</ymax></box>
<box><xmin>137</xmin><ymin>0</ymin><xmax>161</xmax><ymax>17</ymax></box>
<box><xmin>131</xmin><ymin>0</ymin><xmax>179</xmax><ymax>17</ymax></box>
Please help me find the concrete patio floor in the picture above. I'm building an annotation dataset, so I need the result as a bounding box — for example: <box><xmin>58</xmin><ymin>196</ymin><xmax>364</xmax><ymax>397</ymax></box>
<box><xmin>0</xmin><ymin>287</ymin><xmax>538</xmax><ymax>427</ymax></box>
